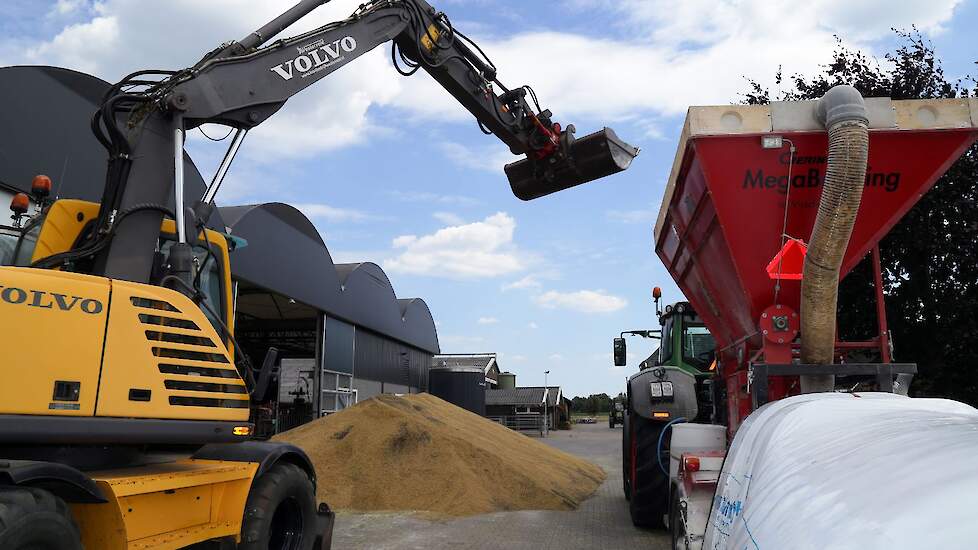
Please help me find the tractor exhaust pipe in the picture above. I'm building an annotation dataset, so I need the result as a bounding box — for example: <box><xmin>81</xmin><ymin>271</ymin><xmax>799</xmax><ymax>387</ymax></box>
<box><xmin>505</xmin><ymin>127</ymin><xmax>639</xmax><ymax>200</ymax></box>
<box><xmin>800</xmin><ymin>85</ymin><xmax>869</xmax><ymax>393</ymax></box>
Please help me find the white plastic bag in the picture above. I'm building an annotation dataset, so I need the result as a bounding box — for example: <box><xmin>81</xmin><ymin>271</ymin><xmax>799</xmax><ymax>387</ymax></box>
<box><xmin>704</xmin><ymin>392</ymin><xmax>978</xmax><ymax>549</ymax></box>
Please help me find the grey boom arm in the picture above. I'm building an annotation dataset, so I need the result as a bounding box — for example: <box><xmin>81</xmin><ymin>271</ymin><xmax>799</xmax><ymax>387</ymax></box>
<box><xmin>74</xmin><ymin>0</ymin><xmax>637</xmax><ymax>284</ymax></box>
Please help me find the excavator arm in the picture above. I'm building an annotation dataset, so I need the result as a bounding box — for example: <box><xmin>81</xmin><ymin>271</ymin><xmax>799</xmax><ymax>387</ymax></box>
<box><xmin>72</xmin><ymin>0</ymin><xmax>637</xmax><ymax>285</ymax></box>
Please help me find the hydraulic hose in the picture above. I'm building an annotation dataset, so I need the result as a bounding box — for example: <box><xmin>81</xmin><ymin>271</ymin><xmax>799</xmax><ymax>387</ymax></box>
<box><xmin>800</xmin><ymin>85</ymin><xmax>869</xmax><ymax>393</ymax></box>
<box><xmin>656</xmin><ymin>417</ymin><xmax>687</xmax><ymax>477</ymax></box>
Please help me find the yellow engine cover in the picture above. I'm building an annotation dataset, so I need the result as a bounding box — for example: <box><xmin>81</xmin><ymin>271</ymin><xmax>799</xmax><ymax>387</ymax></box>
<box><xmin>96</xmin><ymin>280</ymin><xmax>249</xmax><ymax>421</ymax></box>
<box><xmin>0</xmin><ymin>268</ymin><xmax>109</xmax><ymax>416</ymax></box>
<box><xmin>0</xmin><ymin>267</ymin><xmax>248</xmax><ymax>422</ymax></box>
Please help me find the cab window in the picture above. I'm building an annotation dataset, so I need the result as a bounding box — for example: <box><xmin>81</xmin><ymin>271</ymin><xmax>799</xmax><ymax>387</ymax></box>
<box><xmin>0</xmin><ymin>231</ymin><xmax>17</xmax><ymax>266</ymax></box>
<box><xmin>659</xmin><ymin>317</ymin><xmax>674</xmax><ymax>364</ymax></box>
<box><xmin>0</xmin><ymin>225</ymin><xmax>39</xmax><ymax>267</ymax></box>
<box><xmin>158</xmin><ymin>238</ymin><xmax>226</xmax><ymax>335</ymax></box>
<box><xmin>683</xmin><ymin>324</ymin><xmax>716</xmax><ymax>370</ymax></box>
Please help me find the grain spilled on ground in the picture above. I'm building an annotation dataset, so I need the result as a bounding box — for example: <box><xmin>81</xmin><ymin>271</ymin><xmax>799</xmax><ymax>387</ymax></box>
<box><xmin>275</xmin><ymin>393</ymin><xmax>605</xmax><ymax>517</ymax></box>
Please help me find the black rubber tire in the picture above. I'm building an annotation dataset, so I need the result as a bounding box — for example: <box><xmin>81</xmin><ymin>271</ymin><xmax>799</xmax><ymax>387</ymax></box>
<box><xmin>621</xmin><ymin>412</ymin><xmax>631</xmax><ymax>500</ymax></box>
<box><xmin>628</xmin><ymin>415</ymin><xmax>670</xmax><ymax>529</ymax></box>
<box><xmin>609</xmin><ymin>414</ymin><xmax>615</xmax><ymax>428</ymax></box>
<box><xmin>670</xmin><ymin>487</ymin><xmax>687</xmax><ymax>550</ymax></box>
<box><xmin>0</xmin><ymin>487</ymin><xmax>82</xmax><ymax>550</ymax></box>
<box><xmin>238</xmin><ymin>463</ymin><xmax>318</xmax><ymax>550</ymax></box>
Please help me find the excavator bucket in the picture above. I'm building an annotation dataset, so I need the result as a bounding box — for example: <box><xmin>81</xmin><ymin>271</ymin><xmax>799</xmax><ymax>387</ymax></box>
<box><xmin>506</xmin><ymin>127</ymin><xmax>639</xmax><ymax>200</ymax></box>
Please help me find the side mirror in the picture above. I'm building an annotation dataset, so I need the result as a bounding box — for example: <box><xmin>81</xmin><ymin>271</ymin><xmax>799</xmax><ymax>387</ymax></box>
<box><xmin>252</xmin><ymin>347</ymin><xmax>279</xmax><ymax>401</ymax></box>
<box><xmin>613</xmin><ymin>337</ymin><xmax>626</xmax><ymax>366</ymax></box>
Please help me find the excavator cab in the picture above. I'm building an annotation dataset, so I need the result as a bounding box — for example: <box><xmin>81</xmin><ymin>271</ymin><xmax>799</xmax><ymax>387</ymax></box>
<box><xmin>0</xmin><ymin>196</ymin><xmax>42</xmax><ymax>267</ymax></box>
<box><xmin>0</xmin><ymin>226</ymin><xmax>34</xmax><ymax>266</ymax></box>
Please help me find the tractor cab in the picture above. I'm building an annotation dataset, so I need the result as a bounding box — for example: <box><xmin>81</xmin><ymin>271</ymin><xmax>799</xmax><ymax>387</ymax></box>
<box><xmin>613</xmin><ymin>299</ymin><xmax>717</xmax><ymax>378</ymax></box>
<box><xmin>645</xmin><ymin>301</ymin><xmax>716</xmax><ymax>377</ymax></box>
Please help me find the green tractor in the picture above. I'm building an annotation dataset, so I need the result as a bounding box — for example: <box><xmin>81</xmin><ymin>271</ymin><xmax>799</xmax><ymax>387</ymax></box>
<box><xmin>615</xmin><ymin>289</ymin><xmax>717</xmax><ymax>528</ymax></box>
<box><xmin>609</xmin><ymin>396</ymin><xmax>625</xmax><ymax>428</ymax></box>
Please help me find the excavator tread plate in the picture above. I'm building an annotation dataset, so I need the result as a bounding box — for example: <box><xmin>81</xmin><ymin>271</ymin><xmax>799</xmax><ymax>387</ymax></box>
<box><xmin>90</xmin><ymin>458</ymin><xmax>256</xmax><ymax>497</ymax></box>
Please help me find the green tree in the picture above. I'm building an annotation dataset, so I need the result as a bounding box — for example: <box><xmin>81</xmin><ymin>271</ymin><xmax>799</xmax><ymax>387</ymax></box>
<box><xmin>745</xmin><ymin>31</ymin><xmax>978</xmax><ymax>405</ymax></box>
<box><xmin>570</xmin><ymin>393</ymin><xmax>613</xmax><ymax>414</ymax></box>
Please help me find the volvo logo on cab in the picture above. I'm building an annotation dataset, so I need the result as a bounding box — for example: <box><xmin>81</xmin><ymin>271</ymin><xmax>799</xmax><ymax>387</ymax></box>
<box><xmin>0</xmin><ymin>286</ymin><xmax>103</xmax><ymax>315</ymax></box>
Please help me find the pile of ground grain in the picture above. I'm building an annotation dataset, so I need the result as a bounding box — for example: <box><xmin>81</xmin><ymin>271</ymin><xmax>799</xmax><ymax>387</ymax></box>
<box><xmin>274</xmin><ymin>393</ymin><xmax>605</xmax><ymax>517</ymax></box>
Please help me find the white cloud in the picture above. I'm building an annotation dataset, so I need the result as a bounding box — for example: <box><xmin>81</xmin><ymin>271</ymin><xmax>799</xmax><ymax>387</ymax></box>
<box><xmin>7</xmin><ymin>0</ymin><xmax>963</xmax><ymax>172</ymax></box>
<box><xmin>388</xmin><ymin>0</ymin><xmax>963</xmax><ymax>126</ymax></box>
<box><xmin>291</xmin><ymin>202</ymin><xmax>373</xmax><ymax>223</ymax></box>
<box><xmin>549</xmin><ymin>353</ymin><xmax>564</xmax><ymax>361</ymax></box>
<box><xmin>384</xmin><ymin>212</ymin><xmax>527</xmax><ymax>279</ymax></box>
<box><xmin>477</xmin><ymin>316</ymin><xmax>499</xmax><ymax>325</ymax></box>
<box><xmin>578</xmin><ymin>0</ymin><xmax>961</xmax><ymax>43</ymax></box>
<box><xmin>528</xmin><ymin>322</ymin><xmax>539</xmax><ymax>329</ymax></box>
<box><xmin>437</xmin><ymin>141</ymin><xmax>515</xmax><ymax>173</ymax></box>
<box><xmin>509</xmin><ymin>354</ymin><xmax>528</xmax><ymax>362</ymax></box>
<box><xmin>502</xmin><ymin>275</ymin><xmax>542</xmax><ymax>291</ymax></box>
<box><xmin>48</xmin><ymin>0</ymin><xmax>86</xmax><ymax>17</ymax></box>
<box><xmin>19</xmin><ymin>0</ymin><xmax>404</xmax><ymax>162</ymax></box>
<box><xmin>534</xmin><ymin>289</ymin><xmax>627</xmax><ymax>313</ymax></box>
<box><xmin>433</xmin><ymin>212</ymin><xmax>465</xmax><ymax>226</ymax></box>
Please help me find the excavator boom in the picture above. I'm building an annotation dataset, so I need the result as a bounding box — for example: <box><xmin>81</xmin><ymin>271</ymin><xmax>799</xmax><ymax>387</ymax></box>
<box><xmin>76</xmin><ymin>0</ymin><xmax>637</xmax><ymax>284</ymax></box>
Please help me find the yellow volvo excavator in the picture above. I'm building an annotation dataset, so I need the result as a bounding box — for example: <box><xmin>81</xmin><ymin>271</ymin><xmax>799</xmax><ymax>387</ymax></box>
<box><xmin>0</xmin><ymin>0</ymin><xmax>637</xmax><ymax>548</ymax></box>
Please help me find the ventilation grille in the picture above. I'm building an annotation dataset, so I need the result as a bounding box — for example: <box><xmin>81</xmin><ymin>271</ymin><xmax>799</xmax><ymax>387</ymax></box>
<box><xmin>159</xmin><ymin>363</ymin><xmax>239</xmax><ymax>379</ymax></box>
<box><xmin>139</xmin><ymin>314</ymin><xmax>199</xmax><ymax>330</ymax></box>
<box><xmin>164</xmin><ymin>380</ymin><xmax>247</xmax><ymax>394</ymax></box>
<box><xmin>146</xmin><ymin>330</ymin><xmax>216</xmax><ymax>347</ymax></box>
<box><xmin>169</xmin><ymin>396</ymin><xmax>249</xmax><ymax>408</ymax></box>
<box><xmin>131</xmin><ymin>295</ymin><xmax>248</xmax><ymax>409</ymax></box>
<box><xmin>131</xmin><ymin>297</ymin><xmax>180</xmax><ymax>312</ymax></box>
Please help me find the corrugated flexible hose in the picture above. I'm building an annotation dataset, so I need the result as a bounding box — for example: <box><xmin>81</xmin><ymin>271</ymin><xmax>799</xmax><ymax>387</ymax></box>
<box><xmin>800</xmin><ymin>85</ymin><xmax>869</xmax><ymax>393</ymax></box>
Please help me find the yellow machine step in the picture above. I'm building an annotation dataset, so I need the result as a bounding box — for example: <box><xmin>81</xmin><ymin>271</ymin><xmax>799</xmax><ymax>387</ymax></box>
<box><xmin>70</xmin><ymin>458</ymin><xmax>258</xmax><ymax>550</ymax></box>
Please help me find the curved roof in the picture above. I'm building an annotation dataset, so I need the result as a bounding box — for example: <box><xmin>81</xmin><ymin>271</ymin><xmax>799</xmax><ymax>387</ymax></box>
<box><xmin>221</xmin><ymin>203</ymin><xmax>324</xmax><ymax>247</ymax></box>
<box><xmin>0</xmin><ymin>65</ymin><xmax>439</xmax><ymax>354</ymax></box>
<box><xmin>220</xmin><ymin>203</ymin><xmax>440</xmax><ymax>354</ymax></box>
<box><xmin>0</xmin><ymin>66</ymin><xmax>222</xmax><ymax>228</ymax></box>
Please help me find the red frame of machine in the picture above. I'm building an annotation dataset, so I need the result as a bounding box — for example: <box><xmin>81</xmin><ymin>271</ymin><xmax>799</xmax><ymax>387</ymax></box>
<box><xmin>656</xmin><ymin>128</ymin><xmax>977</xmax><ymax>435</ymax></box>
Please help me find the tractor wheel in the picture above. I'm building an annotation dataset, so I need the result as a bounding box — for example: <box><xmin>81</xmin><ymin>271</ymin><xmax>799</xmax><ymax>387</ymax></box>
<box><xmin>621</xmin><ymin>411</ymin><xmax>631</xmax><ymax>500</ymax></box>
<box><xmin>628</xmin><ymin>415</ymin><xmax>670</xmax><ymax>528</ymax></box>
<box><xmin>670</xmin><ymin>488</ymin><xmax>688</xmax><ymax>549</ymax></box>
<box><xmin>0</xmin><ymin>487</ymin><xmax>82</xmax><ymax>550</ymax></box>
<box><xmin>239</xmin><ymin>462</ymin><xmax>318</xmax><ymax>550</ymax></box>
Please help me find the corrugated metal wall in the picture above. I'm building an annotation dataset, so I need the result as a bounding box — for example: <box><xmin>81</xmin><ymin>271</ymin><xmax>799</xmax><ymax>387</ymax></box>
<box><xmin>353</xmin><ymin>327</ymin><xmax>431</xmax><ymax>390</ymax></box>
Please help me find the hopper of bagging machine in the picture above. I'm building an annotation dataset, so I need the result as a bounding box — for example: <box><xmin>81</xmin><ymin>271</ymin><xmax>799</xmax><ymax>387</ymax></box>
<box><xmin>654</xmin><ymin>97</ymin><xmax>978</xmax><ymax>353</ymax></box>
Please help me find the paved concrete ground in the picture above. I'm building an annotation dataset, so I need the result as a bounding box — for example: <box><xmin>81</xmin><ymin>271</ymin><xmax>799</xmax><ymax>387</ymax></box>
<box><xmin>331</xmin><ymin>423</ymin><xmax>670</xmax><ymax>549</ymax></box>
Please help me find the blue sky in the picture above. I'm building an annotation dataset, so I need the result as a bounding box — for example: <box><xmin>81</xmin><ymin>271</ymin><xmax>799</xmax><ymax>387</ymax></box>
<box><xmin>1</xmin><ymin>0</ymin><xmax>974</xmax><ymax>398</ymax></box>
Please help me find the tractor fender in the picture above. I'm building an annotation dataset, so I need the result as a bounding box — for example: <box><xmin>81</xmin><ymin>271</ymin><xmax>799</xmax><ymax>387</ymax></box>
<box><xmin>192</xmin><ymin>441</ymin><xmax>318</xmax><ymax>485</ymax></box>
<box><xmin>0</xmin><ymin>460</ymin><xmax>106</xmax><ymax>503</ymax></box>
<box><xmin>627</xmin><ymin>367</ymin><xmax>698</xmax><ymax>421</ymax></box>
